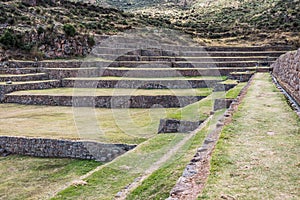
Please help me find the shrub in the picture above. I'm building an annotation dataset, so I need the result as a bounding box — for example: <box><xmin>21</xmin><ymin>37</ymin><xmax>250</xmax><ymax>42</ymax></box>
<box><xmin>37</xmin><ymin>26</ymin><xmax>45</xmax><ymax>35</ymax></box>
<box><xmin>63</xmin><ymin>24</ymin><xmax>76</xmax><ymax>37</ymax></box>
<box><xmin>0</xmin><ymin>30</ymin><xmax>17</xmax><ymax>48</ymax></box>
<box><xmin>87</xmin><ymin>36</ymin><xmax>95</xmax><ymax>46</ymax></box>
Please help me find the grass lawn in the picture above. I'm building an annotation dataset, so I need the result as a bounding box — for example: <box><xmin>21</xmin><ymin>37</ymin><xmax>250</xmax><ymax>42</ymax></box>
<box><xmin>0</xmin><ymin>104</ymin><xmax>177</xmax><ymax>144</ymax></box>
<box><xmin>8</xmin><ymin>88</ymin><xmax>212</xmax><ymax>96</ymax></box>
<box><xmin>0</xmin><ymin>156</ymin><xmax>100</xmax><ymax>200</ymax></box>
<box><xmin>167</xmin><ymin>82</ymin><xmax>247</xmax><ymax>121</ymax></box>
<box><xmin>200</xmin><ymin>73</ymin><xmax>300</xmax><ymax>199</ymax></box>
<box><xmin>52</xmin><ymin>109</ymin><xmax>225</xmax><ymax>200</ymax></box>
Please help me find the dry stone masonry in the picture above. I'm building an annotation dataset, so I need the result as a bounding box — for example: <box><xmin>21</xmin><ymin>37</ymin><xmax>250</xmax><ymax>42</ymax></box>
<box><xmin>272</xmin><ymin>48</ymin><xmax>300</xmax><ymax>104</ymax></box>
<box><xmin>0</xmin><ymin>136</ymin><xmax>136</xmax><ymax>162</ymax></box>
<box><xmin>158</xmin><ymin>119</ymin><xmax>204</xmax><ymax>133</ymax></box>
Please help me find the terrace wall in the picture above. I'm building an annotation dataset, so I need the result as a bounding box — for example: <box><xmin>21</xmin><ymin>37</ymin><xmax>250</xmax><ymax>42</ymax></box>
<box><xmin>158</xmin><ymin>119</ymin><xmax>203</xmax><ymax>133</ymax></box>
<box><xmin>62</xmin><ymin>79</ymin><xmax>219</xmax><ymax>89</ymax></box>
<box><xmin>272</xmin><ymin>49</ymin><xmax>300</xmax><ymax>104</ymax></box>
<box><xmin>0</xmin><ymin>136</ymin><xmax>136</xmax><ymax>162</ymax></box>
<box><xmin>4</xmin><ymin>95</ymin><xmax>205</xmax><ymax>108</ymax></box>
<box><xmin>0</xmin><ymin>81</ymin><xmax>60</xmax><ymax>101</ymax></box>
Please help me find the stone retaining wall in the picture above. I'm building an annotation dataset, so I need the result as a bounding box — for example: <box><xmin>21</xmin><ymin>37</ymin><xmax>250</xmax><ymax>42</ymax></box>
<box><xmin>0</xmin><ymin>81</ymin><xmax>60</xmax><ymax>101</ymax></box>
<box><xmin>0</xmin><ymin>74</ymin><xmax>48</xmax><ymax>82</ymax></box>
<box><xmin>229</xmin><ymin>72</ymin><xmax>254</xmax><ymax>82</ymax></box>
<box><xmin>213</xmin><ymin>98</ymin><xmax>234</xmax><ymax>111</ymax></box>
<box><xmin>4</xmin><ymin>95</ymin><xmax>204</xmax><ymax>108</ymax></box>
<box><xmin>213</xmin><ymin>83</ymin><xmax>237</xmax><ymax>92</ymax></box>
<box><xmin>272</xmin><ymin>48</ymin><xmax>300</xmax><ymax>104</ymax></box>
<box><xmin>63</xmin><ymin>79</ymin><xmax>219</xmax><ymax>89</ymax></box>
<box><xmin>0</xmin><ymin>136</ymin><xmax>136</xmax><ymax>162</ymax></box>
<box><xmin>42</xmin><ymin>67</ymin><xmax>272</xmax><ymax>80</ymax></box>
<box><xmin>158</xmin><ymin>119</ymin><xmax>204</xmax><ymax>133</ymax></box>
<box><xmin>108</xmin><ymin>61</ymin><xmax>266</xmax><ymax>68</ymax></box>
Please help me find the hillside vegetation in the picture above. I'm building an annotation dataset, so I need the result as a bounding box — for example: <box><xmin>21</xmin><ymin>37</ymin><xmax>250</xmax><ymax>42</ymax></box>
<box><xmin>131</xmin><ymin>0</ymin><xmax>300</xmax><ymax>46</ymax></box>
<box><xmin>0</xmin><ymin>0</ymin><xmax>299</xmax><ymax>59</ymax></box>
<box><xmin>0</xmin><ymin>0</ymin><xmax>136</xmax><ymax>59</ymax></box>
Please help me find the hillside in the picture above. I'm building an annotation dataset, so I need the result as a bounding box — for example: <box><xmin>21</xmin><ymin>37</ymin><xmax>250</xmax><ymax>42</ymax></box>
<box><xmin>0</xmin><ymin>0</ymin><xmax>136</xmax><ymax>59</ymax></box>
<box><xmin>129</xmin><ymin>0</ymin><xmax>300</xmax><ymax>46</ymax></box>
<box><xmin>0</xmin><ymin>0</ymin><xmax>299</xmax><ymax>60</ymax></box>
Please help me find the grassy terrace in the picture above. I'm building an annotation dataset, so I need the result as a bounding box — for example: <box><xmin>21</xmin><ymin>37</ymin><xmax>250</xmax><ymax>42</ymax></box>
<box><xmin>167</xmin><ymin>82</ymin><xmax>246</xmax><ymax>121</ymax></box>
<box><xmin>0</xmin><ymin>104</ymin><xmax>179</xmax><ymax>144</ymax></box>
<box><xmin>7</xmin><ymin>88</ymin><xmax>212</xmax><ymax>96</ymax></box>
<box><xmin>200</xmin><ymin>73</ymin><xmax>300</xmax><ymax>199</ymax></box>
<box><xmin>0</xmin><ymin>156</ymin><xmax>100</xmax><ymax>200</ymax></box>
<box><xmin>64</xmin><ymin>76</ymin><xmax>226</xmax><ymax>80</ymax></box>
<box><xmin>0</xmin><ymin>80</ymin><xmax>58</xmax><ymax>85</ymax></box>
<box><xmin>52</xmin><ymin>110</ymin><xmax>226</xmax><ymax>200</ymax></box>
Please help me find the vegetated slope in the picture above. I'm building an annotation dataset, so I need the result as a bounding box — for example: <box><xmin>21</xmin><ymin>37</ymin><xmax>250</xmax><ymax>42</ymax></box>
<box><xmin>131</xmin><ymin>0</ymin><xmax>300</xmax><ymax>47</ymax></box>
<box><xmin>1</xmin><ymin>0</ymin><xmax>299</xmax><ymax>60</ymax></box>
<box><xmin>0</xmin><ymin>0</ymin><xmax>136</xmax><ymax>59</ymax></box>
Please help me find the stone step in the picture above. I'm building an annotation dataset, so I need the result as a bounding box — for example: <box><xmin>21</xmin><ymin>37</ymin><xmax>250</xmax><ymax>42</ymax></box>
<box><xmin>62</xmin><ymin>77</ymin><xmax>222</xmax><ymax>89</ymax></box>
<box><xmin>0</xmin><ymin>73</ymin><xmax>48</xmax><ymax>82</ymax></box>
<box><xmin>4</xmin><ymin>88</ymin><xmax>208</xmax><ymax>108</ymax></box>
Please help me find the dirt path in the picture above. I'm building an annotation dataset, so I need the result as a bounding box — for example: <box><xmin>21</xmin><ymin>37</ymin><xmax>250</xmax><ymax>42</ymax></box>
<box><xmin>200</xmin><ymin>73</ymin><xmax>300</xmax><ymax>199</ymax></box>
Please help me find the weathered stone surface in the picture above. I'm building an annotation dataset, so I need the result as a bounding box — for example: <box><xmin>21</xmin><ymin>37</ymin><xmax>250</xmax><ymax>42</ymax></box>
<box><xmin>229</xmin><ymin>71</ymin><xmax>255</xmax><ymax>82</ymax></box>
<box><xmin>4</xmin><ymin>95</ymin><xmax>205</xmax><ymax>108</ymax></box>
<box><xmin>272</xmin><ymin>48</ymin><xmax>300</xmax><ymax>105</ymax></box>
<box><xmin>0</xmin><ymin>136</ymin><xmax>136</xmax><ymax>161</ymax></box>
<box><xmin>213</xmin><ymin>83</ymin><xmax>237</xmax><ymax>92</ymax></box>
<box><xmin>0</xmin><ymin>80</ymin><xmax>60</xmax><ymax>101</ymax></box>
<box><xmin>214</xmin><ymin>98</ymin><xmax>234</xmax><ymax>111</ymax></box>
<box><xmin>62</xmin><ymin>79</ymin><xmax>219</xmax><ymax>89</ymax></box>
<box><xmin>158</xmin><ymin>119</ymin><xmax>203</xmax><ymax>133</ymax></box>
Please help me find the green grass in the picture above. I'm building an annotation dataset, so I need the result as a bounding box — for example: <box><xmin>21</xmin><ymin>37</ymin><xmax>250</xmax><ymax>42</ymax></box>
<box><xmin>52</xmin><ymin>109</ymin><xmax>226</xmax><ymax>200</ymax></box>
<box><xmin>0</xmin><ymin>104</ymin><xmax>177</xmax><ymax>144</ymax></box>
<box><xmin>199</xmin><ymin>73</ymin><xmax>300</xmax><ymax>199</ymax></box>
<box><xmin>52</xmin><ymin>133</ymin><xmax>186</xmax><ymax>200</ymax></box>
<box><xmin>219</xmin><ymin>79</ymin><xmax>238</xmax><ymax>84</ymax></box>
<box><xmin>167</xmin><ymin>95</ymin><xmax>214</xmax><ymax>121</ymax></box>
<box><xmin>225</xmin><ymin>82</ymin><xmax>247</xmax><ymax>99</ymax></box>
<box><xmin>8</xmin><ymin>88</ymin><xmax>213</xmax><ymax>96</ymax></box>
<box><xmin>0</xmin><ymin>156</ymin><xmax>101</xmax><ymax>200</ymax></box>
<box><xmin>165</xmin><ymin>83</ymin><xmax>247</xmax><ymax>122</ymax></box>
<box><xmin>126</xmin><ymin>110</ymin><xmax>225</xmax><ymax>200</ymax></box>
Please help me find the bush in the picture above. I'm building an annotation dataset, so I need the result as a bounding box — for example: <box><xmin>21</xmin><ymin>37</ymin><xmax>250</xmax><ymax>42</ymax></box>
<box><xmin>0</xmin><ymin>30</ymin><xmax>17</xmax><ymax>48</ymax></box>
<box><xmin>63</xmin><ymin>24</ymin><xmax>76</xmax><ymax>37</ymax></box>
<box><xmin>37</xmin><ymin>26</ymin><xmax>45</xmax><ymax>35</ymax></box>
<box><xmin>87</xmin><ymin>36</ymin><xmax>95</xmax><ymax>46</ymax></box>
